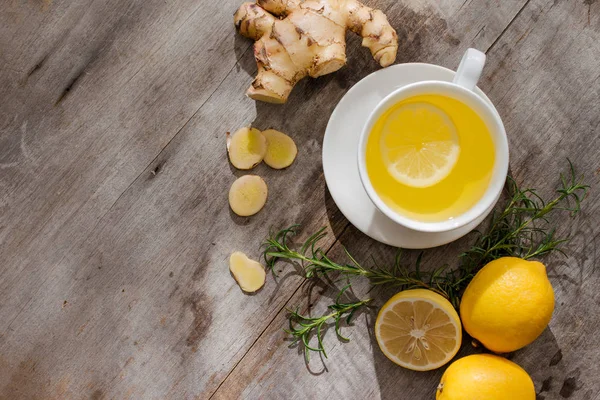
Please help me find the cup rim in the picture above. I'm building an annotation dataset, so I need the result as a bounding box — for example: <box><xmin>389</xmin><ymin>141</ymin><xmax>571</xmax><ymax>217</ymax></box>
<box><xmin>357</xmin><ymin>80</ymin><xmax>509</xmax><ymax>233</ymax></box>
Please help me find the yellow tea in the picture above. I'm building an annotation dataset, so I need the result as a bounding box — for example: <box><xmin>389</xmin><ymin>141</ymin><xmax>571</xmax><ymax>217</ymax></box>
<box><xmin>365</xmin><ymin>94</ymin><xmax>495</xmax><ymax>222</ymax></box>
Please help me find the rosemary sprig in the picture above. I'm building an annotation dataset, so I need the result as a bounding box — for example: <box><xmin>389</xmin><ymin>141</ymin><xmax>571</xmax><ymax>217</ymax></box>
<box><xmin>268</xmin><ymin>161</ymin><xmax>589</xmax><ymax>358</ymax></box>
<box><xmin>285</xmin><ymin>284</ymin><xmax>371</xmax><ymax>362</ymax></box>
<box><xmin>263</xmin><ymin>226</ymin><xmax>455</xmax><ymax>297</ymax></box>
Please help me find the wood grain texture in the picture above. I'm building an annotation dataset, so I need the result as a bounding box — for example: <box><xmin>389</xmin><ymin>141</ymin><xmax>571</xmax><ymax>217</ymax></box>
<box><xmin>1</xmin><ymin>0</ymin><xmax>599</xmax><ymax>399</ymax></box>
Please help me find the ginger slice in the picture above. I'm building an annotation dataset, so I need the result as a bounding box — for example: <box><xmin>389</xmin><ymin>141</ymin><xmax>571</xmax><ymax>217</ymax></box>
<box><xmin>227</xmin><ymin>127</ymin><xmax>267</xmax><ymax>170</ymax></box>
<box><xmin>228</xmin><ymin>175</ymin><xmax>268</xmax><ymax>216</ymax></box>
<box><xmin>229</xmin><ymin>251</ymin><xmax>266</xmax><ymax>292</ymax></box>
<box><xmin>262</xmin><ymin>129</ymin><xmax>297</xmax><ymax>169</ymax></box>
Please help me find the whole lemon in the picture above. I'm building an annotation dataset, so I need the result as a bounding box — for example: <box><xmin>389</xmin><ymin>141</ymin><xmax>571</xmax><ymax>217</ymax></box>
<box><xmin>436</xmin><ymin>354</ymin><xmax>535</xmax><ymax>400</ymax></box>
<box><xmin>460</xmin><ymin>257</ymin><xmax>554</xmax><ymax>353</ymax></box>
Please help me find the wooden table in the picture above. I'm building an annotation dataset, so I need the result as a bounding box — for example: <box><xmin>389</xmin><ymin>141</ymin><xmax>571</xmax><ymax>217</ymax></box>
<box><xmin>1</xmin><ymin>0</ymin><xmax>599</xmax><ymax>399</ymax></box>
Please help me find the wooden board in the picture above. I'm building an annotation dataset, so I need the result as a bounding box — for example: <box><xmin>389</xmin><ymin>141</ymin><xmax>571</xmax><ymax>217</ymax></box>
<box><xmin>0</xmin><ymin>0</ymin><xmax>598</xmax><ymax>398</ymax></box>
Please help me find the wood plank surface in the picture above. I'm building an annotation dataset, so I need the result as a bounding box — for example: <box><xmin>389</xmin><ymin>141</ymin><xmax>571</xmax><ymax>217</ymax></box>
<box><xmin>0</xmin><ymin>0</ymin><xmax>598</xmax><ymax>399</ymax></box>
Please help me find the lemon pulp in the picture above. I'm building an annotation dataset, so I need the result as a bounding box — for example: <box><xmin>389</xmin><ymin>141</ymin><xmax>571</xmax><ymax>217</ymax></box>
<box><xmin>381</xmin><ymin>103</ymin><xmax>460</xmax><ymax>188</ymax></box>
<box><xmin>375</xmin><ymin>289</ymin><xmax>462</xmax><ymax>371</ymax></box>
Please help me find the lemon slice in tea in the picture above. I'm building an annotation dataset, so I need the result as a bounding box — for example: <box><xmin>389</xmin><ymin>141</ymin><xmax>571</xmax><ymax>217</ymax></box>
<box><xmin>375</xmin><ymin>289</ymin><xmax>462</xmax><ymax>371</ymax></box>
<box><xmin>380</xmin><ymin>103</ymin><xmax>460</xmax><ymax>188</ymax></box>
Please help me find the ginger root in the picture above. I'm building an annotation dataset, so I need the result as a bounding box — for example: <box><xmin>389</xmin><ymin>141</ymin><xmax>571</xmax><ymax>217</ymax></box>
<box><xmin>229</xmin><ymin>251</ymin><xmax>266</xmax><ymax>292</ymax></box>
<box><xmin>234</xmin><ymin>0</ymin><xmax>398</xmax><ymax>103</ymax></box>
<box><xmin>229</xmin><ymin>175</ymin><xmax>268</xmax><ymax>216</ymax></box>
<box><xmin>262</xmin><ymin>129</ymin><xmax>297</xmax><ymax>169</ymax></box>
<box><xmin>227</xmin><ymin>127</ymin><xmax>267</xmax><ymax>170</ymax></box>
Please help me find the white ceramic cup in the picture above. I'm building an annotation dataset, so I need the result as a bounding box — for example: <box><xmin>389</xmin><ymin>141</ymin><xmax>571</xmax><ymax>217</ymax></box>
<box><xmin>357</xmin><ymin>49</ymin><xmax>509</xmax><ymax>233</ymax></box>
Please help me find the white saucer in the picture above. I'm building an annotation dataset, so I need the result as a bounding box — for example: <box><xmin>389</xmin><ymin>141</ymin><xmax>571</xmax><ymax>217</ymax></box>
<box><xmin>322</xmin><ymin>63</ymin><xmax>500</xmax><ymax>249</ymax></box>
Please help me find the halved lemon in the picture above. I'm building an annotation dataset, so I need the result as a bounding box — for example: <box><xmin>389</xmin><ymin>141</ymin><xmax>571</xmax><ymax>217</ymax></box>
<box><xmin>380</xmin><ymin>103</ymin><xmax>460</xmax><ymax>188</ymax></box>
<box><xmin>375</xmin><ymin>289</ymin><xmax>462</xmax><ymax>371</ymax></box>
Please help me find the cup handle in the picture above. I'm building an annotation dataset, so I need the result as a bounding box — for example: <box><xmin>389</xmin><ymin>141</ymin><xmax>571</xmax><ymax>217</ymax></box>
<box><xmin>453</xmin><ymin>48</ymin><xmax>486</xmax><ymax>91</ymax></box>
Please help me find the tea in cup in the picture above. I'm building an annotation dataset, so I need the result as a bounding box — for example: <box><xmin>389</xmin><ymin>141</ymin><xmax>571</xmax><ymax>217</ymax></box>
<box><xmin>357</xmin><ymin>49</ymin><xmax>509</xmax><ymax>233</ymax></box>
